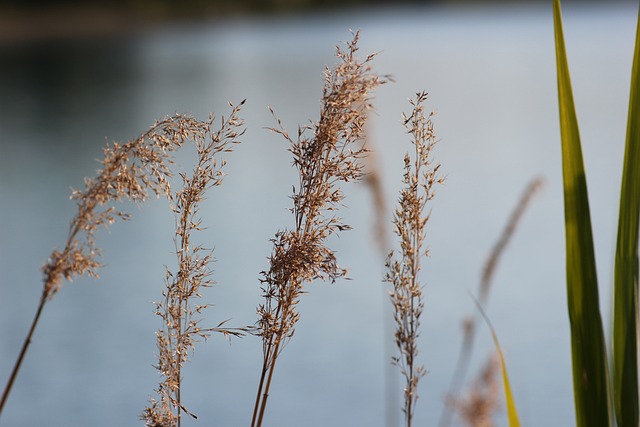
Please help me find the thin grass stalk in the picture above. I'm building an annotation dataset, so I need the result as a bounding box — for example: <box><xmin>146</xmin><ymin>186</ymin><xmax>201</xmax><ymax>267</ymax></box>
<box><xmin>142</xmin><ymin>101</ymin><xmax>247</xmax><ymax>427</ymax></box>
<box><xmin>438</xmin><ymin>177</ymin><xmax>543</xmax><ymax>427</ymax></box>
<box><xmin>553</xmin><ymin>1</ymin><xmax>612</xmax><ymax>425</ymax></box>
<box><xmin>361</xmin><ymin>140</ymin><xmax>400</xmax><ymax>427</ymax></box>
<box><xmin>0</xmin><ymin>292</ymin><xmax>46</xmax><ymax>414</ymax></box>
<box><xmin>255</xmin><ymin>327</ymin><xmax>284</xmax><ymax>427</ymax></box>
<box><xmin>612</xmin><ymin>3</ymin><xmax>640</xmax><ymax>427</ymax></box>
<box><xmin>385</xmin><ymin>92</ymin><xmax>443</xmax><ymax>427</ymax></box>
<box><xmin>252</xmin><ymin>32</ymin><xmax>385</xmax><ymax>427</ymax></box>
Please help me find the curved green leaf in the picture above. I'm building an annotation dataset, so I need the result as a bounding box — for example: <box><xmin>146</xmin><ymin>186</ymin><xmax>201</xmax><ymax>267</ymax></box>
<box><xmin>491</xmin><ymin>329</ymin><xmax>520</xmax><ymax>427</ymax></box>
<box><xmin>471</xmin><ymin>296</ymin><xmax>521</xmax><ymax>427</ymax></box>
<box><xmin>612</xmin><ymin>3</ymin><xmax>640</xmax><ymax>426</ymax></box>
<box><xmin>553</xmin><ymin>1</ymin><xmax>612</xmax><ymax>426</ymax></box>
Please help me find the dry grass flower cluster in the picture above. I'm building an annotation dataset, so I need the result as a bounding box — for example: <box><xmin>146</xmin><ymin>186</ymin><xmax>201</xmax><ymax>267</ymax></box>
<box><xmin>251</xmin><ymin>31</ymin><xmax>387</xmax><ymax>427</ymax></box>
<box><xmin>142</xmin><ymin>102</ymin><xmax>247</xmax><ymax>427</ymax></box>
<box><xmin>0</xmin><ymin>114</ymin><xmax>216</xmax><ymax>413</ymax></box>
<box><xmin>453</xmin><ymin>354</ymin><xmax>500</xmax><ymax>427</ymax></box>
<box><xmin>385</xmin><ymin>91</ymin><xmax>443</xmax><ymax>427</ymax></box>
<box><xmin>44</xmin><ymin>115</ymin><xmax>216</xmax><ymax>300</ymax></box>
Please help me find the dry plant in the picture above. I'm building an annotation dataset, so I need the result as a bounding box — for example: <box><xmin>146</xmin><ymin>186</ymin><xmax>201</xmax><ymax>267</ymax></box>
<box><xmin>452</xmin><ymin>354</ymin><xmax>500</xmax><ymax>427</ymax></box>
<box><xmin>251</xmin><ymin>31</ymin><xmax>387</xmax><ymax>427</ymax></box>
<box><xmin>361</xmin><ymin>129</ymin><xmax>400</xmax><ymax>427</ymax></box>
<box><xmin>384</xmin><ymin>91</ymin><xmax>443</xmax><ymax>427</ymax></box>
<box><xmin>364</xmin><ymin>145</ymin><xmax>391</xmax><ymax>254</ymax></box>
<box><xmin>142</xmin><ymin>102</ymin><xmax>248</xmax><ymax>427</ymax></box>
<box><xmin>439</xmin><ymin>177</ymin><xmax>543</xmax><ymax>427</ymax></box>
<box><xmin>0</xmin><ymin>114</ymin><xmax>217</xmax><ymax>415</ymax></box>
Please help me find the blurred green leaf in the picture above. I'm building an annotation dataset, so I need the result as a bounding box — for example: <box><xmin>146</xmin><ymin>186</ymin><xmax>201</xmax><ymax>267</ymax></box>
<box><xmin>612</xmin><ymin>4</ymin><xmax>640</xmax><ymax>427</ymax></box>
<box><xmin>553</xmin><ymin>1</ymin><xmax>612</xmax><ymax>426</ymax></box>
<box><xmin>474</xmin><ymin>302</ymin><xmax>521</xmax><ymax>427</ymax></box>
<box><xmin>492</xmin><ymin>330</ymin><xmax>520</xmax><ymax>427</ymax></box>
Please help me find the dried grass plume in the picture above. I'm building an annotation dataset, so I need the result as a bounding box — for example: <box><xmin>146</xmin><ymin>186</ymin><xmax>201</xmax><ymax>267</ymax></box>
<box><xmin>385</xmin><ymin>91</ymin><xmax>444</xmax><ymax>427</ymax></box>
<box><xmin>1</xmin><ymin>113</ymin><xmax>217</xmax><ymax>414</ymax></box>
<box><xmin>142</xmin><ymin>101</ymin><xmax>248</xmax><ymax>427</ymax></box>
<box><xmin>251</xmin><ymin>31</ymin><xmax>387</xmax><ymax>427</ymax></box>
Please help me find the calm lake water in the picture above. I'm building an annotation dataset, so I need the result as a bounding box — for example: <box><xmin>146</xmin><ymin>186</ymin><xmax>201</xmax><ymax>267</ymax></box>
<box><xmin>0</xmin><ymin>2</ymin><xmax>637</xmax><ymax>426</ymax></box>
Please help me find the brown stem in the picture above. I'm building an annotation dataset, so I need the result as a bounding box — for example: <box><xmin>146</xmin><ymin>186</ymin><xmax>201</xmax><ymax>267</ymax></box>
<box><xmin>252</xmin><ymin>296</ymin><xmax>284</xmax><ymax>427</ymax></box>
<box><xmin>0</xmin><ymin>291</ymin><xmax>47</xmax><ymax>416</ymax></box>
<box><xmin>251</xmin><ymin>358</ymin><xmax>269</xmax><ymax>427</ymax></box>
<box><xmin>253</xmin><ymin>295</ymin><xmax>294</xmax><ymax>427</ymax></box>
<box><xmin>255</xmin><ymin>338</ymin><xmax>283</xmax><ymax>427</ymax></box>
<box><xmin>404</xmin><ymin>139</ymin><xmax>421</xmax><ymax>427</ymax></box>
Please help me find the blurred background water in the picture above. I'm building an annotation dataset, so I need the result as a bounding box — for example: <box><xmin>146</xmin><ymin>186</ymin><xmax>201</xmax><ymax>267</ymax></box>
<box><xmin>0</xmin><ymin>1</ymin><xmax>637</xmax><ymax>426</ymax></box>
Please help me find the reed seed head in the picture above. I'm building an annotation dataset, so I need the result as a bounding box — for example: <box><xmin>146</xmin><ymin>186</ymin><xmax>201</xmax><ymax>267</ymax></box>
<box><xmin>452</xmin><ymin>354</ymin><xmax>500</xmax><ymax>427</ymax></box>
<box><xmin>385</xmin><ymin>91</ymin><xmax>443</xmax><ymax>426</ymax></box>
<box><xmin>143</xmin><ymin>101</ymin><xmax>247</xmax><ymax>426</ymax></box>
<box><xmin>42</xmin><ymin>115</ymin><xmax>211</xmax><ymax>300</ymax></box>
<box><xmin>251</xmin><ymin>32</ymin><xmax>386</xmax><ymax>427</ymax></box>
<box><xmin>257</xmin><ymin>31</ymin><xmax>387</xmax><ymax>350</ymax></box>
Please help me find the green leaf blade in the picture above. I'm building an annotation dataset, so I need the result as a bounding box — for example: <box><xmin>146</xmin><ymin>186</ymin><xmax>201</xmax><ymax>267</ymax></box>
<box><xmin>612</xmin><ymin>4</ymin><xmax>640</xmax><ymax>427</ymax></box>
<box><xmin>553</xmin><ymin>1</ymin><xmax>612</xmax><ymax>426</ymax></box>
<box><xmin>472</xmin><ymin>297</ymin><xmax>521</xmax><ymax>427</ymax></box>
<box><xmin>493</xmin><ymin>332</ymin><xmax>520</xmax><ymax>427</ymax></box>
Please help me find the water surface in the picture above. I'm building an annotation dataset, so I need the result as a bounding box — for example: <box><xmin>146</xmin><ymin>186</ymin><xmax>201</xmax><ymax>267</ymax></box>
<box><xmin>0</xmin><ymin>3</ymin><xmax>636</xmax><ymax>426</ymax></box>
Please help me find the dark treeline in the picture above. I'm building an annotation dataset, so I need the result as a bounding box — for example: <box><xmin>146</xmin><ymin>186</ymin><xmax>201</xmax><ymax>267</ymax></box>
<box><xmin>0</xmin><ymin>0</ymin><xmax>559</xmax><ymax>17</ymax></box>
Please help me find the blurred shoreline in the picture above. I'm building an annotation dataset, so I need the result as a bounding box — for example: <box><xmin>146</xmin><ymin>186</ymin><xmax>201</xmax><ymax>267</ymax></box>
<box><xmin>0</xmin><ymin>7</ymin><xmax>149</xmax><ymax>45</ymax></box>
<box><xmin>0</xmin><ymin>0</ymin><xmax>599</xmax><ymax>46</ymax></box>
<box><xmin>0</xmin><ymin>2</ymin><xmax>413</xmax><ymax>46</ymax></box>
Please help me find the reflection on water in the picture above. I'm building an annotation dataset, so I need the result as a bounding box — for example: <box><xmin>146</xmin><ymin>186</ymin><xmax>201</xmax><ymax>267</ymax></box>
<box><xmin>0</xmin><ymin>3</ymin><xmax>636</xmax><ymax>426</ymax></box>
